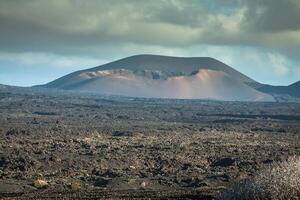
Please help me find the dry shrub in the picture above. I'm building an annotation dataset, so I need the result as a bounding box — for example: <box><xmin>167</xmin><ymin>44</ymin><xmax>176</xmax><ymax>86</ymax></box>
<box><xmin>219</xmin><ymin>156</ymin><xmax>300</xmax><ymax>200</ymax></box>
<box><xmin>34</xmin><ymin>179</ymin><xmax>48</xmax><ymax>189</ymax></box>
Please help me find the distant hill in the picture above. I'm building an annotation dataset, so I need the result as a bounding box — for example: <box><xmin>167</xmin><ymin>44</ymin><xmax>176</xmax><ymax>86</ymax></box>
<box><xmin>257</xmin><ymin>81</ymin><xmax>300</xmax><ymax>98</ymax></box>
<box><xmin>42</xmin><ymin>55</ymin><xmax>275</xmax><ymax>101</ymax></box>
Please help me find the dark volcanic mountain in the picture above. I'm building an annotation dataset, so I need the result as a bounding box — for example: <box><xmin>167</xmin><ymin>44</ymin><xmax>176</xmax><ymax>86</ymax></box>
<box><xmin>43</xmin><ymin>55</ymin><xmax>275</xmax><ymax>101</ymax></box>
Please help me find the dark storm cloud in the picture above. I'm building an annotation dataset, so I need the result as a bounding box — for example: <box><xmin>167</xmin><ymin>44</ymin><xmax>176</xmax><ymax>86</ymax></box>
<box><xmin>0</xmin><ymin>0</ymin><xmax>299</xmax><ymax>56</ymax></box>
<box><xmin>0</xmin><ymin>0</ymin><xmax>299</xmax><ymax>86</ymax></box>
<box><xmin>0</xmin><ymin>0</ymin><xmax>202</xmax><ymax>55</ymax></box>
<box><xmin>243</xmin><ymin>0</ymin><xmax>300</xmax><ymax>32</ymax></box>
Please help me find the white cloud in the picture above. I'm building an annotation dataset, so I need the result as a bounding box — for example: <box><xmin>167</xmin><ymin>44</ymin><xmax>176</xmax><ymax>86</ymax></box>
<box><xmin>0</xmin><ymin>52</ymin><xmax>105</xmax><ymax>69</ymax></box>
<box><xmin>268</xmin><ymin>53</ymin><xmax>290</xmax><ymax>76</ymax></box>
<box><xmin>0</xmin><ymin>51</ymin><xmax>109</xmax><ymax>86</ymax></box>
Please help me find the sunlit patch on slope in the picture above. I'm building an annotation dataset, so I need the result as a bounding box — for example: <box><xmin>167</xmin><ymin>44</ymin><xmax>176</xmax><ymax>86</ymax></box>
<box><xmin>72</xmin><ymin>69</ymin><xmax>275</xmax><ymax>101</ymax></box>
<box><xmin>79</xmin><ymin>69</ymin><xmax>135</xmax><ymax>81</ymax></box>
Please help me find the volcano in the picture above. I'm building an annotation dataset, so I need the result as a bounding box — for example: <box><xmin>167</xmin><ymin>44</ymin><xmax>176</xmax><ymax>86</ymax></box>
<box><xmin>43</xmin><ymin>55</ymin><xmax>275</xmax><ymax>102</ymax></box>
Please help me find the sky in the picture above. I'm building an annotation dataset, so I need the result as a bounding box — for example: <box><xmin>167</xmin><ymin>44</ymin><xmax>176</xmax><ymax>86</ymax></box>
<box><xmin>0</xmin><ymin>0</ymin><xmax>299</xmax><ymax>86</ymax></box>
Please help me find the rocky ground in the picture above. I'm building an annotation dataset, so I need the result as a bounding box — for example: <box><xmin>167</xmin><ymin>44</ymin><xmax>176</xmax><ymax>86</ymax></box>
<box><xmin>0</xmin><ymin>88</ymin><xmax>299</xmax><ymax>199</ymax></box>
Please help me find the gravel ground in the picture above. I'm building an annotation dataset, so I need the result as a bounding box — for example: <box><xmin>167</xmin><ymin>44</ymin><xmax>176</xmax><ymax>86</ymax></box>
<box><xmin>0</xmin><ymin>88</ymin><xmax>299</xmax><ymax>199</ymax></box>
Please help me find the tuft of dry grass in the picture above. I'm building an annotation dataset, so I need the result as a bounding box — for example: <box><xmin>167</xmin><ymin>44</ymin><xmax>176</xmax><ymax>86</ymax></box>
<box><xmin>219</xmin><ymin>156</ymin><xmax>300</xmax><ymax>200</ymax></box>
<box><xmin>34</xmin><ymin>179</ymin><xmax>48</xmax><ymax>189</ymax></box>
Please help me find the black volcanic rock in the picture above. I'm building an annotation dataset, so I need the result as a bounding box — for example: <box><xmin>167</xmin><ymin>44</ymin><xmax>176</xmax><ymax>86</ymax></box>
<box><xmin>212</xmin><ymin>157</ymin><xmax>236</xmax><ymax>167</ymax></box>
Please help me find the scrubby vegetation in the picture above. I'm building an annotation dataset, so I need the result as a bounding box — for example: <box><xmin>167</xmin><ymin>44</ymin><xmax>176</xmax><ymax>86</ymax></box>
<box><xmin>219</xmin><ymin>157</ymin><xmax>300</xmax><ymax>200</ymax></box>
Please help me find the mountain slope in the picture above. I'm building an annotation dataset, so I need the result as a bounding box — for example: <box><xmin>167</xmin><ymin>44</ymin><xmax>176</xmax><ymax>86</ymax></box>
<box><xmin>43</xmin><ymin>55</ymin><xmax>274</xmax><ymax>101</ymax></box>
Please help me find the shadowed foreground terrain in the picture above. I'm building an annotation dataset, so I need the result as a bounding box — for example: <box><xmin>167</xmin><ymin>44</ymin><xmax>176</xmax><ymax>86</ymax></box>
<box><xmin>0</xmin><ymin>88</ymin><xmax>299</xmax><ymax>199</ymax></box>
